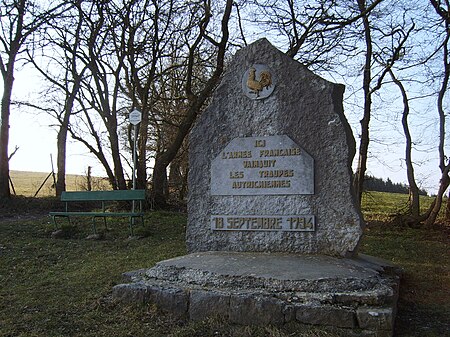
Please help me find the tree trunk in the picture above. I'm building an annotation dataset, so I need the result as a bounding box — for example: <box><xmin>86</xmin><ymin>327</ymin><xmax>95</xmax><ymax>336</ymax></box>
<box><xmin>107</xmin><ymin>119</ymin><xmax>127</xmax><ymax>190</ymax></box>
<box><xmin>389</xmin><ymin>69</ymin><xmax>420</xmax><ymax>216</ymax></box>
<box><xmin>353</xmin><ymin>0</ymin><xmax>373</xmax><ymax>205</ymax></box>
<box><xmin>0</xmin><ymin>74</ymin><xmax>12</xmax><ymax>200</ymax></box>
<box><xmin>424</xmin><ymin>165</ymin><xmax>450</xmax><ymax>226</ymax></box>
<box><xmin>0</xmin><ymin>57</ymin><xmax>17</xmax><ymax>200</ymax></box>
<box><xmin>86</xmin><ymin>166</ymin><xmax>92</xmax><ymax>191</ymax></box>
<box><xmin>111</xmin><ymin>137</ymin><xmax>127</xmax><ymax>190</ymax></box>
<box><xmin>0</xmin><ymin>0</ymin><xmax>25</xmax><ymax>200</ymax></box>
<box><xmin>169</xmin><ymin>158</ymin><xmax>184</xmax><ymax>200</ymax></box>
<box><xmin>55</xmin><ymin>111</ymin><xmax>71</xmax><ymax>196</ymax></box>
<box><xmin>180</xmin><ymin>165</ymin><xmax>188</xmax><ymax>201</ymax></box>
<box><xmin>150</xmin><ymin>0</ymin><xmax>232</xmax><ymax>206</ymax></box>
<box><xmin>136</xmin><ymin>109</ymin><xmax>148</xmax><ymax>190</ymax></box>
<box><xmin>403</xmin><ymin>114</ymin><xmax>420</xmax><ymax>218</ymax></box>
<box><xmin>54</xmin><ymin>9</ymin><xmax>85</xmax><ymax>197</ymax></box>
<box><xmin>1</xmin><ymin>0</ymin><xmax>65</xmax><ymax>199</ymax></box>
<box><xmin>152</xmin><ymin>154</ymin><xmax>169</xmax><ymax>207</ymax></box>
<box><xmin>150</xmin><ymin>102</ymin><xmax>202</xmax><ymax>207</ymax></box>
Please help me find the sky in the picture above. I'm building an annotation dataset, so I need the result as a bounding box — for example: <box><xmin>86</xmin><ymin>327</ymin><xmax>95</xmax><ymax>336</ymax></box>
<box><xmin>3</xmin><ymin>53</ymin><xmax>445</xmax><ymax>196</ymax></box>
<box><xmin>9</xmin><ymin>107</ymin><xmax>103</xmax><ymax>176</ymax></box>
<box><xmin>7</xmin><ymin>68</ymin><xmax>106</xmax><ymax>177</ymax></box>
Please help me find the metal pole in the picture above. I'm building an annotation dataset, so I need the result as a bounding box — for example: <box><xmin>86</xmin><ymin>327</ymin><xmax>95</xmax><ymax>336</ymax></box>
<box><xmin>133</xmin><ymin>124</ymin><xmax>138</xmax><ymax>190</ymax></box>
<box><xmin>131</xmin><ymin>124</ymin><xmax>138</xmax><ymax>234</ymax></box>
<box><xmin>129</xmin><ymin>109</ymin><xmax>141</xmax><ymax>237</ymax></box>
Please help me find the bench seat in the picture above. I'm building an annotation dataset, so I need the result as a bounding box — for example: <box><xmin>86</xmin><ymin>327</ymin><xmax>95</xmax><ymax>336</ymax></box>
<box><xmin>50</xmin><ymin>190</ymin><xmax>146</xmax><ymax>236</ymax></box>
<box><xmin>50</xmin><ymin>211</ymin><xmax>145</xmax><ymax>217</ymax></box>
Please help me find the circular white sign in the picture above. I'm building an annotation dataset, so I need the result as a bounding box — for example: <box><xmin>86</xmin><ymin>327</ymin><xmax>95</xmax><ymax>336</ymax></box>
<box><xmin>129</xmin><ymin>109</ymin><xmax>142</xmax><ymax>125</ymax></box>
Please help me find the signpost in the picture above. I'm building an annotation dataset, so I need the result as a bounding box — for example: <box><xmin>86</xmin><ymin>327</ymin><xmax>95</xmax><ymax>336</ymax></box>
<box><xmin>129</xmin><ymin>109</ymin><xmax>142</xmax><ymax>190</ymax></box>
<box><xmin>129</xmin><ymin>109</ymin><xmax>142</xmax><ymax>234</ymax></box>
<box><xmin>129</xmin><ymin>109</ymin><xmax>142</xmax><ymax>126</ymax></box>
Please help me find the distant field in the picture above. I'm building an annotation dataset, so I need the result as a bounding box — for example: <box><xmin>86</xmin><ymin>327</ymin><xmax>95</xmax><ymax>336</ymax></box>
<box><xmin>9</xmin><ymin>170</ymin><xmax>111</xmax><ymax>197</ymax></box>
<box><xmin>361</xmin><ymin>190</ymin><xmax>446</xmax><ymax>221</ymax></box>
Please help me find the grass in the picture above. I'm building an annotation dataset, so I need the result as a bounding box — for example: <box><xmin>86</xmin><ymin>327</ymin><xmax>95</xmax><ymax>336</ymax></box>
<box><xmin>359</xmin><ymin>223</ymin><xmax>450</xmax><ymax>336</ymax></box>
<box><xmin>0</xmin><ymin>210</ymin><xmax>188</xmax><ymax>337</ymax></box>
<box><xmin>361</xmin><ymin>190</ymin><xmax>445</xmax><ymax>221</ymax></box>
<box><xmin>0</xmin><ymin>192</ymin><xmax>449</xmax><ymax>336</ymax></box>
<box><xmin>0</xmin><ymin>208</ymin><xmax>350</xmax><ymax>337</ymax></box>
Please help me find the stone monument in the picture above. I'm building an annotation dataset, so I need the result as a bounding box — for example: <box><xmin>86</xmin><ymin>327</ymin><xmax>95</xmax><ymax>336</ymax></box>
<box><xmin>113</xmin><ymin>39</ymin><xmax>401</xmax><ymax>337</ymax></box>
<box><xmin>187</xmin><ymin>40</ymin><xmax>362</xmax><ymax>257</ymax></box>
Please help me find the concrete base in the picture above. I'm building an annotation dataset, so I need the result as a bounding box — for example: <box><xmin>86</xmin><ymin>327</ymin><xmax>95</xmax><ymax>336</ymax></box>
<box><xmin>112</xmin><ymin>252</ymin><xmax>401</xmax><ymax>336</ymax></box>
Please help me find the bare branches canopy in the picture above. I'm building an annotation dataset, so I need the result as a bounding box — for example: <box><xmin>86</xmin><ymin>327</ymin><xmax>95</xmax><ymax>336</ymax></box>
<box><xmin>1</xmin><ymin>0</ymin><xmax>449</xmax><ymax>225</ymax></box>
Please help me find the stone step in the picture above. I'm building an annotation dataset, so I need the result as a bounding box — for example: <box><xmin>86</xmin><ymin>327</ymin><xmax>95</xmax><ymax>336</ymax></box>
<box><xmin>113</xmin><ymin>252</ymin><xmax>400</xmax><ymax>337</ymax></box>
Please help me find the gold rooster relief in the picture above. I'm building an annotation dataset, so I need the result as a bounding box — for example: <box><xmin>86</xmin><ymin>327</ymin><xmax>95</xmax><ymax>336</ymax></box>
<box><xmin>242</xmin><ymin>64</ymin><xmax>275</xmax><ymax>100</ymax></box>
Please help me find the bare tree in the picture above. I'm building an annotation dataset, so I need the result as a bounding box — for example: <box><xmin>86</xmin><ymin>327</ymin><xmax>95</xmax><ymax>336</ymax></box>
<box><xmin>149</xmin><ymin>0</ymin><xmax>233</xmax><ymax>207</ymax></box>
<box><xmin>19</xmin><ymin>0</ymin><xmax>233</xmax><ymax>199</ymax></box>
<box><xmin>245</xmin><ymin>0</ymin><xmax>410</xmax><ymax>205</ymax></box>
<box><xmin>247</xmin><ymin>0</ymin><xmax>353</xmax><ymax>70</ymax></box>
<box><xmin>27</xmin><ymin>1</ymin><xmax>128</xmax><ymax>190</ymax></box>
<box><xmin>389</xmin><ymin>69</ymin><xmax>420</xmax><ymax>217</ymax></box>
<box><xmin>115</xmin><ymin>0</ymin><xmax>180</xmax><ymax>190</ymax></box>
<box><xmin>350</xmin><ymin>0</ymin><xmax>373</xmax><ymax>204</ymax></box>
<box><xmin>351</xmin><ymin>0</ymin><xmax>408</xmax><ymax>204</ymax></box>
<box><xmin>354</xmin><ymin>8</ymin><xmax>416</xmax><ymax>206</ymax></box>
<box><xmin>421</xmin><ymin>0</ymin><xmax>450</xmax><ymax>225</ymax></box>
<box><xmin>48</xmin><ymin>1</ymin><xmax>132</xmax><ymax>190</ymax></box>
<box><xmin>26</xmin><ymin>0</ymin><xmax>87</xmax><ymax>196</ymax></box>
<box><xmin>0</xmin><ymin>0</ymin><xmax>65</xmax><ymax>199</ymax></box>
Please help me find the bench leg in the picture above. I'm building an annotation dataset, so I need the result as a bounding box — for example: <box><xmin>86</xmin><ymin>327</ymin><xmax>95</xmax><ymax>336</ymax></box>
<box><xmin>91</xmin><ymin>216</ymin><xmax>107</xmax><ymax>235</ymax></box>
<box><xmin>129</xmin><ymin>217</ymin><xmax>134</xmax><ymax>237</ymax></box>
<box><xmin>128</xmin><ymin>215</ymin><xmax>144</xmax><ymax>237</ymax></box>
<box><xmin>52</xmin><ymin>215</ymin><xmax>58</xmax><ymax>230</ymax></box>
<box><xmin>91</xmin><ymin>217</ymin><xmax>97</xmax><ymax>234</ymax></box>
<box><xmin>52</xmin><ymin>215</ymin><xmax>71</xmax><ymax>230</ymax></box>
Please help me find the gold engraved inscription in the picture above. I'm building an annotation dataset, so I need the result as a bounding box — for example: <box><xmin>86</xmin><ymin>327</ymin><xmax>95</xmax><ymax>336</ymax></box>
<box><xmin>259</xmin><ymin>148</ymin><xmax>301</xmax><ymax>157</ymax></box>
<box><xmin>288</xmin><ymin>217</ymin><xmax>314</xmax><ymax>230</ymax></box>
<box><xmin>229</xmin><ymin>171</ymin><xmax>244</xmax><ymax>179</ymax></box>
<box><xmin>255</xmin><ymin>139</ymin><xmax>266</xmax><ymax>147</ymax></box>
<box><xmin>228</xmin><ymin>143</ymin><xmax>299</xmax><ymax>189</ymax></box>
<box><xmin>211</xmin><ymin>215</ymin><xmax>315</xmax><ymax>231</ymax></box>
<box><xmin>218</xmin><ymin>137</ymin><xmax>308</xmax><ymax>193</ymax></box>
<box><xmin>226</xmin><ymin>217</ymin><xmax>282</xmax><ymax>230</ymax></box>
<box><xmin>232</xmin><ymin>180</ymin><xmax>291</xmax><ymax>189</ymax></box>
<box><xmin>211</xmin><ymin>135</ymin><xmax>314</xmax><ymax>196</ymax></box>
<box><xmin>243</xmin><ymin>160</ymin><xmax>276</xmax><ymax>168</ymax></box>
<box><xmin>222</xmin><ymin>150</ymin><xmax>252</xmax><ymax>159</ymax></box>
<box><xmin>259</xmin><ymin>170</ymin><xmax>294</xmax><ymax>178</ymax></box>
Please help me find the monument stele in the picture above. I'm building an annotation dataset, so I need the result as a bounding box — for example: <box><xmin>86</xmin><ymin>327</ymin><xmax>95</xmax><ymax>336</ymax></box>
<box><xmin>113</xmin><ymin>39</ymin><xmax>400</xmax><ymax>337</ymax></box>
<box><xmin>187</xmin><ymin>38</ymin><xmax>363</xmax><ymax>257</ymax></box>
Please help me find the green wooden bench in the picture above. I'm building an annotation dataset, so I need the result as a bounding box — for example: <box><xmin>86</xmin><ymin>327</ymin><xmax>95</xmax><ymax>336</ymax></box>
<box><xmin>50</xmin><ymin>190</ymin><xmax>146</xmax><ymax>236</ymax></box>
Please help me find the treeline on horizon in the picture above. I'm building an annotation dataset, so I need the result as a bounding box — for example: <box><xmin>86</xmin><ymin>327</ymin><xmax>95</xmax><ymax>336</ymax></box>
<box><xmin>363</xmin><ymin>175</ymin><xmax>428</xmax><ymax>196</ymax></box>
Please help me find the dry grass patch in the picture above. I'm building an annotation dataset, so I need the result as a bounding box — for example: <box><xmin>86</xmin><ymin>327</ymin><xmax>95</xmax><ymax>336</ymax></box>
<box><xmin>9</xmin><ymin>170</ymin><xmax>110</xmax><ymax>197</ymax></box>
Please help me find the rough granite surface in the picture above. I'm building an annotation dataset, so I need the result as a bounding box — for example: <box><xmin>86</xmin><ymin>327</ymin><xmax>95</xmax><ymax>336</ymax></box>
<box><xmin>187</xmin><ymin>38</ymin><xmax>364</xmax><ymax>256</ymax></box>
